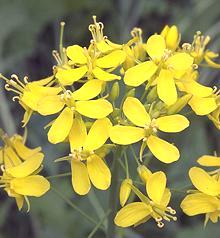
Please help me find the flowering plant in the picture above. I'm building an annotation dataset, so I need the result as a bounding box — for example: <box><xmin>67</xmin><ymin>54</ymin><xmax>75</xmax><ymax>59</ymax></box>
<box><xmin>0</xmin><ymin>16</ymin><xmax>220</xmax><ymax>237</ymax></box>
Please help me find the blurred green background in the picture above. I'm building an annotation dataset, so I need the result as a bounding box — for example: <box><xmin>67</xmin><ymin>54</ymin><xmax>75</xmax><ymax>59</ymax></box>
<box><xmin>0</xmin><ymin>0</ymin><xmax>220</xmax><ymax>237</ymax></box>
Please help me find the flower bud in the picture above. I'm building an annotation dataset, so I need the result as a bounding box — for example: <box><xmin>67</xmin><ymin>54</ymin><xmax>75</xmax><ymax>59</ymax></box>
<box><xmin>167</xmin><ymin>94</ymin><xmax>192</xmax><ymax>115</ymax></box>
<box><xmin>109</xmin><ymin>82</ymin><xmax>119</xmax><ymax>102</ymax></box>
<box><xmin>137</xmin><ymin>165</ymin><xmax>152</xmax><ymax>183</ymax></box>
<box><xmin>126</xmin><ymin>88</ymin><xmax>135</xmax><ymax>98</ymax></box>
<box><xmin>146</xmin><ymin>86</ymin><xmax>158</xmax><ymax>103</ymax></box>
<box><xmin>119</xmin><ymin>178</ymin><xmax>132</xmax><ymax>206</ymax></box>
<box><xmin>166</xmin><ymin>25</ymin><xmax>180</xmax><ymax>50</ymax></box>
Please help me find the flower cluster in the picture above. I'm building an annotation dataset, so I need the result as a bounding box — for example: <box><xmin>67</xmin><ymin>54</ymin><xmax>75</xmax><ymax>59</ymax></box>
<box><xmin>0</xmin><ymin>16</ymin><xmax>220</xmax><ymax>229</ymax></box>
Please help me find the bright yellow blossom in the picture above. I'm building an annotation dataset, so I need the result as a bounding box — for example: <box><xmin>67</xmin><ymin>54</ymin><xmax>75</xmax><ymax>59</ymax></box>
<box><xmin>0</xmin><ymin>74</ymin><xmax>60</xmax><ymax>126</ymax></box>
<box><xmin>37</xmin><ymin>81</ymin><xmax>113</xmax><ymax>144</ymax></box>
<box><xmin>0</xmin><ymin>132</ymin><xmax>50</xmax><ymax>210</ymax></box>
<box><xmin>181</xmin><ymin>167</ymin><xmax>220</xmax><ymax>225</ymax></box>
<box><xmin>66</xmin><ymin>117</ymin><xmax>112</xmax><ymax>195</ymax></box>
<box><xmin>124</xmin><ymin>34</ymin><xmax>193</xmax><ymax>106</ymax></box>
<box><xmin>110</xmin><ymin>97</ymin><xmax>189</xmax><ymax>163</ymax></box>
<box><xmin>115</xmin><ymin>171</ymin><xmax>176</xmax><ymax>228</ymax></box>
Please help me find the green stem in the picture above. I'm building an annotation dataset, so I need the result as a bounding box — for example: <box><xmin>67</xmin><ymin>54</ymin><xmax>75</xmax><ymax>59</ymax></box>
<box><xmin>46</xmin><ymin>172</ymin><xmax>71</xmax><ymax>179</ymax></box>
<box><xmin>106</xmin><ymin>147</ymin><xmax>122</xmax><ymax>238</ymax></box>
<box><xmin>129</xmin><ymin>145</ymin><xmax>141</xmax><ymax>166</ymax></box>
<box><xmin>123</xmin><ymin>151</ymin><xmax>129</xmax><ymax>179</ymax></box>
<box><xmin>51</xmin><ymin>186</ymin><xmax>103</xmax><ymax>229</ymax></box>
<box><xmin>87</xmin><ymin>210</ymin><xmax>111</xmax><ymax>238</ymax></box>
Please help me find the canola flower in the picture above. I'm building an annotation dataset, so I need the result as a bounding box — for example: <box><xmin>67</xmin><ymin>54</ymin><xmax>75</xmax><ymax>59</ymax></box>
<box><xmin>0</xmin><ymin>130</ymin><xmax>50</xmax><ymax>210</ymax></box>
<box><xmin>0</xmin><ymin>16</ymin><xmax>220</xmax><ymax>235</ymax></box>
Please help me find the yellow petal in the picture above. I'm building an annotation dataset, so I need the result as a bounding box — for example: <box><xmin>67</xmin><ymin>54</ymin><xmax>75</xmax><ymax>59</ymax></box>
<box><xmin>157</xmin><ymin>69</ymin><xmax>177</xmax><ymax>106</ymax></box>
<box><xmin>56</xmin><ymin>66</ymin><xmax>88</xmax><ymax>85</ymax></box>
<box><xmin>146</xmin><ymin>171</ymin><xmax>166</xmax><ymax>204</ymax></box>
<box><xmin>145</xmin><ymin>34</ymin><xmax>166</xmax><ymax>60</ymax></box>
<box><xmin>66</xmin><ymin>45</ymin><xmax>87</xmax><ymax>64</ymax></box>
<box><xmin>181</xmin><ymin>193</ymin><xmax>220</xmax><ymax>216</ymax></box>
<box><xmin>197</xmin><ymin>155</ymin><xmax>220</xmax><ymax>167</ymax></box>
<box><xmin>6</xmin><ymin>153</ymin><xmax>44</xmax><ymax>178</ymax></box>
<box><xmin>4</xmin><ymin>147</ymin><xmax>22</xmax><ymax>169</ymax></box>
<box><xmin>188</xmin><ymin>96</ymin><xmax>217</xmax><ymax>115</ymax></box>
<box><xmin>87</xmin><ymin>154</ymin><xmax>111</xmax><ymax>190</ymax></box>
<box><xmin>21</xmin><ymin>92</ymin><xmax>44</xmax><ymax>111</ymax></box>
<box><xmin>161</xmin><ymin>188</ymin><xmax>171</xmax><ymax>207</ymax></box>
<box><xmin>147</xmin><ymin>135</ymin><xmax>179</xmax><ymax>163</ymax></box>
<box><xmin>92</xmin><ymin>67</ymin><xmax>121</xmax><ymax>81</ymax></box>
<box><xmin>10</xmin><ymin>175</ymin><xmax>50</xmax><ymax>197</ymax></box>
<box><xmin>69</xmin><ymin>117</ymin><xmax>87</xmax><ymax>151</ymax></box>
<box><xmin>114</xmin><ymin>202</ymin><xmax>151</xmax><ymax>227</ymax></box>
<box><xmin>37</xmin><ymin>95</ymin><xmax>65</xmax><ymax>115</ymax></box>
<box><xmin>48</xmin><ymin>107</ymin><xmax>73</xmax><ymax>144</ymax></box>
<box><xmin>12</xmin><ymin>137</ymin><xmax>41</xmax><ymax>160</ymax></box>
<box><xmin>124</xmin><ymin>61</ymin><xmax>157</xmax><ymax>87</ymax></box>
<box><xmin>96</xmin><ymin>40</ymin><xmax>117</xmax><ymax>53</ymax></box>
<box><xmin>96</xmin><ymin>50</ymin><xmax>126</xmax><ymax>68</ymax></box>
<box><xmin>27</xmin><ymin>84</ymin><xmax>61</xmax><ymax>96</ymax></box>
<box><xmin>71</xmin><ymin>80</ymin><xmax>103</xmax><ymax>100</ymax></box>
<box><xmin>166</xmin><ymin>53</ymin><xmax>193</xmax><ymax>71</ymax></box>
<box><xmin>189</xmin><ymin>167</ymin><xmax>220</xmax><ymax>196</ymax></box>
<box><xmin>120</xmin><ymin>179</ymin><xmax>133</xmax><ymax>206</ymax></box>
<box><xmin>71</xmin><ymin>160</ymin><xmax>91</xmax><ymax>195</ymax></box>
<box><xmin>110</xmin><ymin>125</ymin><xmax>145</xmax><ymax>145</ymax></box>
<box><xmin>123</xmin><ymin>97</ymin><xmax>151</xmax><ymax>127</ymax></box>
<box><xmin>75</xmin><ymin>99</ymin><xmax>113</xmax><ymax>119</ymax></box>
<box><xmin>182</xmin><ymin>80</ymin><xmax>213</xmax><ymax>97</ymax></box>
<box><xmin>137</xmin><ymin>165</ymin><xmax>152</xmax><ymax>183</ymax></box>
<box><xmin>156</xmin><ymin>114</ymin><xmax>189</xmax><ymax>132</ymax></box>
<box><xmin>84</xmin><ymin>118</ymin><xmax>112</xmax><ymax>151</ymax></box>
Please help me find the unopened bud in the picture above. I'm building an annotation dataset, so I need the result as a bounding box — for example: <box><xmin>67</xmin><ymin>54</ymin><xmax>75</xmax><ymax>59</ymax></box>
<box><xmin>166</xmin><ymin>25</ymin><xmax>180</xmax><ymax>50</ymax></box>
<box><xmin>167</xmin><ymin>94</ymin><xmax>192</xmax><ymax>115</ymax></box>
<box><xmin>126</xmin><ymin>88</ymin><xmax>135</xmax><ymax>98</ymax></box>
<box><xmin>109</xmin><ymin>82</ymin><xmax>119</xmax><ymax>102</ymax></box>
<box><xmin>119</xmin><ymin>179</ymin><xmax>133</xmax><ymax>206</ymax></box>
<box><xmin>137</xmin><ymin>165</ymin><xmax>152</xmax><ymax>183</ymax></box>
<box><xmin>146</xmin><ymin>86</ymin><xmax>157</xmax><ymax>103</ymax></box>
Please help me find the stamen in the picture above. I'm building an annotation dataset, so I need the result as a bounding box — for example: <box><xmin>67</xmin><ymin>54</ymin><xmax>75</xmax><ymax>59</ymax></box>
<box><xmin>5</xmin><ymin>84</ymin><xmax>22</xmax><ymax>95</ymax></box>
<box><xmin>12</xmin><ymin>96</ymin><xmax>20</xmax><ymax>102</ymax></box>
<box><xmin>157</xmin><ymin>221</ymin><xmax>164</xmax><ymax>228</ymax></box>
<box><xmin>52</xmin><ymin>50</ymin><xmax>62</xmax><ymax>65</ymax></box>
<box><xmin>11</xmin><ymin>74</ymin><xmax>25</xmax><ymax>88</ymax></box>
<box><xmin>23</xmin><ymin>76</ymin><xmax>29</xmax><ymax>84</ymax></box>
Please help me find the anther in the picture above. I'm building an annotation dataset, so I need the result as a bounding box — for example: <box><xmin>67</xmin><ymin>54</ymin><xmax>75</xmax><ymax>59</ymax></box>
<box><xmin>157</xmin><ymin>221</ymin><xmax>164</xmax><ymax>228</ymax></box>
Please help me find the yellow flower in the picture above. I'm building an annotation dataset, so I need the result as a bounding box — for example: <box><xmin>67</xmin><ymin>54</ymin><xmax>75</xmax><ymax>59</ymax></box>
<box><xmin>56</xmin><ymin>20</ymin><xmax>126</xmax><ymax>86</ymax></box>
<box><xmin>0</xmin><ymin>133</ymin><xmax>50</xmax><ymax>210</ymax></box>
<box><xmin>37</xmin><ymin>81</ymin><xmax>113</xmax><ymax>144</ymax></box>
<box><xmin>161</xmin><ymin>25</ymin><xmax>180</xmax><ymax>51</ymax></box>
<box><xmin>110</xmin><ymin>97</ymin><xmax>189</xmax><ymax>163</ymax></box>
<box><xmin>124</xmin><ymin>34</ymin><xmax>193</xmax><ymax>106</ymax></box>
<box><xmin>190</xmin><ymin>31</ymin><xmax>220</xmax><ymax>68</ymax></box>
<box><xmin>208</xmin><ymin>92</ymin><xmax>220</xmax><ymax>129</ymax></box>
<box><xmin>181</xmin><ymin>167</ymin><xmax>220</xmax><ymax>225</ymax></box>
<box><xmin>115</xmin><ymin>171</ymin><xmax>176</xmax><ymax>228</ymax></box>
<box><xmin>0</xmin><ymin>74</ymin><xmax>60</xmax><ymax>126</ymax></box>
<box><xmin>89</xmin><ymin>15</ymin><xmax>122</xmax><ymax>53</ymax></box>
<box><xmin>67</xmin><ymin>117</ymin><xmax>112</xmax><ymax>195</ymax></box>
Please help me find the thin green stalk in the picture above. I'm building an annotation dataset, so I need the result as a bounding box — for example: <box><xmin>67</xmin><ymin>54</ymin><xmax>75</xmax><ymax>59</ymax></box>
<box><xmin>46</xmin><ymin>172</ymin><xmax>71</xmax><ymax>179</ymax></box>
<box><xmin>106</xmin><ymin>147</ymin><xmax>122</xmax><ymax>238</ymax></box>
<box><xmin>129</xmin><ymin>145</ymin><xmax>141</xmax><ymax>166</ymax></box>
<box><xmin>51</xmin><ymin>186</ymin><xmax>103</xmax><ymax>229</ymax></box>
<box><xmin>123</xmin><ymin>151</ymin><xmax>129</xmax><ymax>179</ymax></box>
<box><xmin>87</xmin><ymin>210</ymin><xmax>111</xmax><ymax>238</ymax></box>
<box><xmin>88</xmin><ymin>188</ymin><xmax>107</xmax><ymax>229</ymax></box>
